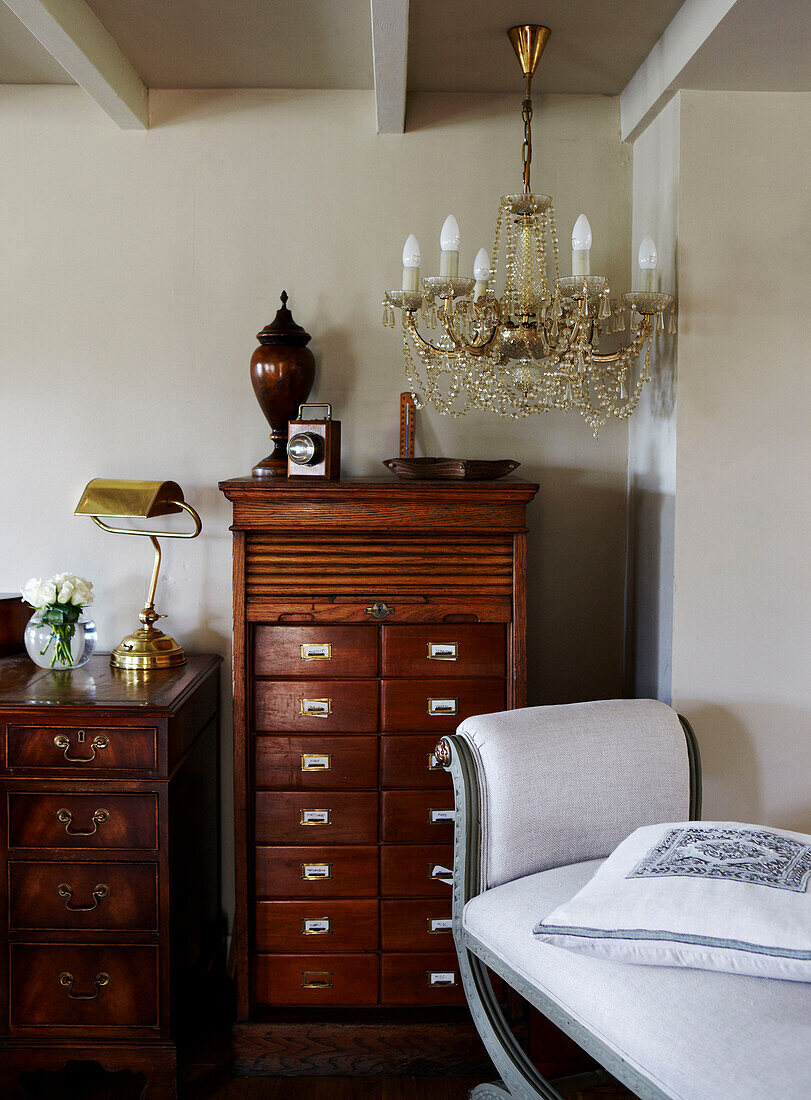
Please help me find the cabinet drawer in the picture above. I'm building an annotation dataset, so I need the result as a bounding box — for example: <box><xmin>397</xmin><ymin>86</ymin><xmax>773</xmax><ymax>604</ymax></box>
<box><xmin>381</xmin><ymin>625</ymin><xmax>505</xmax><ymax>678</ymax></box>
<box><xmin>9</xmin><ymin>861</ymin><xmax>158</xmax><ymax>932</ymax></box>
<box><xmin>382</xmin><ymin>790</ymin><xmax>455</xmax><ymax>844</ymax></box>
<box><xmin>381</xmin><ymin>899</ymin><xmax>453</xmax><ymax>951</ymax></box>
<box><xmin>6</xmin><ymin>726</ymin><xmax>157</xmax><ymax>773</ymax></box>
<box><xmin>8</xmin><ymin>793</ymin><xmax>158</xmax><ymax>850</ymax></box>
<box><xmin>254</xmin><ymin>625</ymin><xmax>378</xmax><ymax>678</ymax></box>
<box><xmin>254</xmin><ymin>680</ymin><xmax>378</xmax><ymax>733</ymax></box>
<box><xmin>10</xmin><ymin>944</ymin><xmax>159</xmax><ymax>1028</ymax></box>
<box><xmin>255</xmin><ymin>846</ymin><xmax>378</xmax><ymax>898</ymax></box>
<box><xmin>256</xmin><ymin>791</ymin><xmax>378</xmax><ymax>845</ymax></box>
<box><xmin>255</xmin><ymin>736</ymin><xmax>378</xmax><ymax>790</ymax></box>
<box><xmin>380</xmin><ymin>678</ymin><xmax>505</xmax><ymax>732</ymax></box>
<box><xmin>255</xmin><ymin>953</ymin><xmax>379</xmax><ymax>1006</ymax></box>
<box><xmin>381</xmin><ymin>952</ymin><xmax>465</xmax><ymax>1006</ymax></box>
<box><xmin>381</xmin><ymin>735</ymin><xmax>451</xmax><ymax>789</ymax></box>
<box><xmin>256</xmin><ymin>900</ymin><xmax>378</xmax><ymax>952</ymax></box>
<box><xmin>380</xmin><ymin>844</ymin><xmax>454</xmax><ymax>897</ymax></box>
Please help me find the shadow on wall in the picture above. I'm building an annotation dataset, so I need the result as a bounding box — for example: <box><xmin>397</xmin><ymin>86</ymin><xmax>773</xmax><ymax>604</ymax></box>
<box><xmin>686</xmin><ymin>703</ymin><xmax>762</xmax><ymax>826</ymax></box>
<box><xmin>522</xmin><ymin>466</ymin><xmax>627</xmax><ymax>707</ymax></box>
<box><xmin>625</xmin><ymin>486</ymin><xmax>675</xmax><ymax>702</ymax></box>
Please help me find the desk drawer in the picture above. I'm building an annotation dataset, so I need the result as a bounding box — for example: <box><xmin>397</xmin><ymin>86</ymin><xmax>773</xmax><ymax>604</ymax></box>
<box><xmin>9</xmin><ymin>861</ymin><xmax>158</xmax><ymax>932</ymax></box>
<box><xmin>381</xmin><ymin>952</ymin><xmax>465</xmax><ymax>1005</ymax></box>
<box><xmin>256</xmin><ymin>900</ymin><xmax>378</xmax><ymax>952</ymax></box>
<box><xmin>11</xmin><ymin>944</ymin><xmax>159</xmax><ymax>1028</ymax></box>
<box><xmin>254</xmin><ymin>680</ymin><xmax>378</xmax><ymax>733</ymax></box>
<box><xmin>6</xmin><ymin>726</ymin><xmax>157</xmax><ymax>773</ymax></box>
<box><xmin>255</xmin><ymin>953</ymin><xmax>378</xmax><ymax>1006</ymax></box>
<box><xmin>381</xmin><ymin>735</ymin><xmax>451</xmax><ymax>788</ymax></box>
<box><xmin>254</xmin><ymin>625</ymin><xmax>378</xmax><ymax>678</ymax></box>
<box><xmin>380</xmin><ymin>844</ymin><xmax>454</xmax><ymax>897</ymax></box>
<box><xmin>382</xmin><ymin>790</ymin><xmax>455</xmax><ymax>844</ymax></box>
<box><xmin>381</xmin><ymin>625</ymin><xmax>505</xmax><ymax>678</ymax></box>
<box><xmin>381</xmin><ymin>899</ymin><xmax>453</xmax><ymax>951</ymax></box>
<box><xmin>255</xmin><ymin>791</ymin><xmax>378</xmax><ymax>846</ymax></box>
<box><xmin>380</xmin><ymin>679</ymin><xmax>505</xmax><ymax>732</ymax></box>
<box><xmin>255</xmin><ymin>846</ymin><xmax>378</xmax><ymax>898</ymax></box>
<box><xmin>8</xmin><ymin>793</ymin><xmax>157</xmax><ymax>850</ymax></box>
<box><xmin>255</xmin><ymin>736</ymin><xmax>378</xmax><ymax>790</ymax></box>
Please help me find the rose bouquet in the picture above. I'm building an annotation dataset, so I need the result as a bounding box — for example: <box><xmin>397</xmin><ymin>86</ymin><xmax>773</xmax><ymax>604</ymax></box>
<box><xmin>21</xmin><ymin>573</ymin><xmax>95</xmax><ymax>668</ymax></box>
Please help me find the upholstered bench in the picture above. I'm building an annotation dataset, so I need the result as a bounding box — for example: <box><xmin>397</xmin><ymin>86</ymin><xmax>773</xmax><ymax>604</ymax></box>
<box><xmin>436</xmin><ymin>699</ymin><xmax>811</xmax><ymax>1100</ymax></box>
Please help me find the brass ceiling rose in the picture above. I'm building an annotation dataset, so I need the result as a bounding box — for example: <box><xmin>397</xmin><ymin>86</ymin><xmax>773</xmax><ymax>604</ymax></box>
<box><xmin>507</xmin><ymin>24</ymin><xmax>551</xmax><ymax>78</ymax></box>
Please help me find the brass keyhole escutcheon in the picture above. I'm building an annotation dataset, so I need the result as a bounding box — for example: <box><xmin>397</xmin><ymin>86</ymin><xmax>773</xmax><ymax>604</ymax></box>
<box><xmin>365</xmin><ymin>601</ymin><xmax>394</xmax><ymax>620</ymax></box>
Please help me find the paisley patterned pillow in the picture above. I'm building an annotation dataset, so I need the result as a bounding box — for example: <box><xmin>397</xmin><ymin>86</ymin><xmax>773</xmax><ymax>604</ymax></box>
<box><xmin>534</xmin><ymin>821</ymin><xmax>811</xmax><ymax>981</ymax></box>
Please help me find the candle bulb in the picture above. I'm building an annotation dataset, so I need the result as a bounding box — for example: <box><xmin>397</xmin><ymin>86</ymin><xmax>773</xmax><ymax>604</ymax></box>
<box><xmin>473</xmin><ymin>248</ymin><xmax>490</xmax><ymax>298</ymax></box>
<box><xmin>401</xmin><ymin>234</ymin><xmax>421</xmax><ymax>293</ymax></box>
<box><xmin>571</xmin><ymin>214</ymin><xmax>592</xmax><ymax>277</ymax></box>
<box><xmin>439</xmin><ymin>215</ymin><xmax>460</xmax><ymax>279</ymax></box>
<box><xmin>638</xmin><ymin>236</ymin><xmax>658</xmax><ymax>292</ymax></box>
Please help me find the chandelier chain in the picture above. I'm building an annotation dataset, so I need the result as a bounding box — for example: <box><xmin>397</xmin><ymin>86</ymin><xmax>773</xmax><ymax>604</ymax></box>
<box><xmin>521</xmin><ymin>81</ymin><xmax>533</xmax><ymax>194</ymax></box>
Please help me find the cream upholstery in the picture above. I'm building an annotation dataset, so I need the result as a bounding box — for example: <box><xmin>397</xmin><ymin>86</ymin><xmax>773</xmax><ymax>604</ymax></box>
<box><xmin>463</xmin><ymin>861</ymin><xmax>811</xmax><ymax>1100</ymax></box>
<box><xmin>456</xmin><ymin>699</ymin><xmax>690</xmax><ymax>889</ymax></box>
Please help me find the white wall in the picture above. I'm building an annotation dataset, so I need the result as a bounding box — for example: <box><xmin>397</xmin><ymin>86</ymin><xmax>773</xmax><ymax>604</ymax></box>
<box><xmin>627</xmin><ymin>93</ymin><xmax>680</xmax><ymax>701</ymax></box>
<box><xmin>0</xmin><ymin>87</ymin><xmax>633</xmax><ymax>919</ymax></box>
<box><xmin>672</xmin><ymin>91</ymin><xmax>811</xmax><ymax>832</ymax></box>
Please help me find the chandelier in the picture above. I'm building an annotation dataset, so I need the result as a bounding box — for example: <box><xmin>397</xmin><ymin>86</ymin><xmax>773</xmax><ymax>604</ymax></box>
<box><xmin>381</xmin><ymin>25</ymin><xmax>676</xmax><ymax>437</ymax></box>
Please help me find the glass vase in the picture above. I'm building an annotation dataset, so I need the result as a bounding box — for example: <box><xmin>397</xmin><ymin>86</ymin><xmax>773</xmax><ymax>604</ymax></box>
<box><xmin>24</xmin><ymin>610</ymin><xmax>97</xmax><ymax>670</ymax></box>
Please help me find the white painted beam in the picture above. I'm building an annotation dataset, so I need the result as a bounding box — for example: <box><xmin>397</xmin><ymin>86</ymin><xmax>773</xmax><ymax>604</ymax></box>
<box><xmin>3</xmin><ymin>0</ymin><xmax>148</xmax><ymax>129</ymax></box>
<box><xmin>621</xmin><ymin>0</ymin><xmax>739</xmax><ymax>142</ymax></box>
<box><xmin>370</xmin><ymin>0</ymin><xmax>409</xmax><ymax>134</ymax></box>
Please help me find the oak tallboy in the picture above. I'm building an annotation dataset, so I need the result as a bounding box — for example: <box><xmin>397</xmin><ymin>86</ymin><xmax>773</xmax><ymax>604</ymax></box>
<box><xmin>219</xmin><ymin>477</ymin><xmax>538</xmax><ymax>1074</ymax></box>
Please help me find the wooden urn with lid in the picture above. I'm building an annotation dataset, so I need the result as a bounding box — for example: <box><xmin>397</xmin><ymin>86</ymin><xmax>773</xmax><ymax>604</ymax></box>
<box><xmin>250</xmin><ymin>291</ymin><xmax>316</xmax><ymax>477</ymax></box>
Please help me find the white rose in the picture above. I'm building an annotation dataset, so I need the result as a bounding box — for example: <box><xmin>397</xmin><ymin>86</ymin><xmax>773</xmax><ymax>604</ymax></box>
<box><xmin>57</xmin><ymin>580</ymin><xmax>76</xmax><ymax>604</ymax></box>
<box><xmin>52</xmin><ymin>572</ymin><xmax>69</xmax><ymax>586</ymax></box>
<box><xmin>39</xmin><ymin>581</ymin><xmax>57</xmax><ymax>605</ymax></box>
<box><xmin>21</xmin><ymin>577</ymin><xmax>43</xmax><ymax>606</ymax></box>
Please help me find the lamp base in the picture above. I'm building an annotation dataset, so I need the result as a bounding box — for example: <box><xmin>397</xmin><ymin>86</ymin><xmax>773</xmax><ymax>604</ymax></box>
<box><xmin>110</xmin><ymin>624</ymin><xmax>187</xmax><ymax>671</ymax></box>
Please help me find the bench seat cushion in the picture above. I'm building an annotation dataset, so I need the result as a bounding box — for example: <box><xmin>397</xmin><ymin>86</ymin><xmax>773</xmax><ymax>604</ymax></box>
<box><xmin>463</xmin><ymin>861</ymin><xmax>811</xmax><ymax>1100</ymax></box>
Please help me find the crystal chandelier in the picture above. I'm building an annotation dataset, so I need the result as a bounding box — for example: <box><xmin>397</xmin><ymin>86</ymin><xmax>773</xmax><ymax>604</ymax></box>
<box><xmin>381</xmin><ymin>24</ymin><xmax>676</xmax><ymax>437</ymax></box>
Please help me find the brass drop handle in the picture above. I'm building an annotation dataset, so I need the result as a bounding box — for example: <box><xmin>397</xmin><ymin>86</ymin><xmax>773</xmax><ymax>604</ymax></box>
<box><xmin>56</xmin><ymin>807</ymin><xmax>110</xmax><ymax>836</ymax></box>
<box><xmin>53</xmin><ymin>732</ymin><xmax>109</xmax><ymax>762</ymax></box>
<box><xmin>57</xmin><ymin>882</ymin><xmax>110</xmax><ymax>912</ymax></box>
<box><xmin>58</xmin><ymin>971</ymin><xmax>109</xmax><ymax>1000</ymax></box>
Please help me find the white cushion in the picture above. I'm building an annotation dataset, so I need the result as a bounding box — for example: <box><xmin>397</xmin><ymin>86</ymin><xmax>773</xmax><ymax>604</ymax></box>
<box><xmin>463</xmin><ymin>861</ymin><xmax>811</xmax><ymax>1100</ymax></box>
<box><xmin>535</xmin><ymin>822</ymin><xmax>811</xmax><ymax>981</ymax></box>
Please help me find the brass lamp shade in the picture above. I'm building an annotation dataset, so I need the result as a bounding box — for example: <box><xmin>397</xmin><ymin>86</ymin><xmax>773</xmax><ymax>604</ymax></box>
<box><xmin>75</xmin><ymin>478</ymin><xmax>202</xmax><ymax>673</ymax></box>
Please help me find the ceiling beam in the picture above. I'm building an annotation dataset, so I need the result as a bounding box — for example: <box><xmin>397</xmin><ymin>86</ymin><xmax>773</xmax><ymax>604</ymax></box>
<box><xmin>620</xmin><ymin>0</ymin><xmax>739</xmax><ymax>142</ymax></box>
<box><xmin>3</xmin><ymin>0</ymin><xmax>148</xmax><ymax>129</ymax></box>
<box><xmin>370</xmin><ymin>0</ymin><xmax>409</xmax><ymax>134</ymax></box>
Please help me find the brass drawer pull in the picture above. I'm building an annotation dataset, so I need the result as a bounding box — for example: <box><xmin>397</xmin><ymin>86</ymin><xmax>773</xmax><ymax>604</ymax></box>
<box><xmin>301</xmin><ymin>970</ymin><xmax>332</xmax><ymax>989</ymax></box>
<box><xmin>301</xmin><ymin>862</ymin><xmax>331</xmax><ymax>880</ymax></box>
<box><xmin>300</xmin><ymin>643</ymin><xmax>333</xmax><ymax>661</ymax></box>
<box><xmin>53</xmin><ymin>732</ymin><xmax>109</xmax><ymax>762</ymax></box>
<box><xmin>427</xmin><ymin>642</ymin><xmax>458</xmax><ymax>661</ymax></box>
<box><xmin>302</xmin><ymin>917</ymin><xmax>332</xmax><ymax>935</ymax></box>
<box><xmin>58</xmin><ymin>970</ymin><xmax>109</xmax><ymax>1000</ymax></box>
<box><xmin>428</xmin><ymin>698</ymin><xmax>458</xmax><ymax>716</ymax></box>
<box><xmin>300</xmin><ymin>698</ymin><xmax>332</xmax><ymax>718</ymax></box>
<box><xmin>57</xmin><ymin>882</ymin><xmax>110</xmax><ymax>912</ymax></box>
<box><xmin>429</xmin><ymin>808</ymin><xmax>455</xmax><ymax>824</ymax></box>
<box><xmin>427</xmin><ymin>970</ymin><xmax>456</xmax><ymax>987</ymax></box>
<box><xmin>365</xmin><ymin>601</ymin><xmax>394</xmax><ymax>620</ymax></box>
<box><xmin>429</xmin><ymin>863</ymin><xmax>454</xmax><ymax>885</ymax></box>
<box><xmin>428</xmin><ymin>917</ymin><xmax>453</xmax><ymax>933</ymax></box>
<box><xmin>56</xmin><ymin>807</ymin><xmax>109</xmax><ymax>836</ymax></box>
<box><xmin>301</xmin><ymin>753</ymin><xmax>332</xmax><ymax>772</ymax></box>
<box><xmin>300</xmin><ymin>809</ymin><xmax>331</xmax><ymax>826</ymax></box>
<box><xmin>427</xmin><ymin>752</ymin><xmax>442</xmax><ymax>771</ymax></box>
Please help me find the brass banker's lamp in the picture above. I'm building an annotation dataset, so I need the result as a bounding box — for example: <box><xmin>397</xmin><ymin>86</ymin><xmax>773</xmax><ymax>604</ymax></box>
<box><xmin>75</xmin><ymin>479</ymin><xmax>202</xmax><ymax>671</ymax></box>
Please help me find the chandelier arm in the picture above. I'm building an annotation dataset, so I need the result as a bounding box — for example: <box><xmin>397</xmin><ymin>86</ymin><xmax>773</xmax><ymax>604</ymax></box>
<box><xmin>434</xmin><ymin>300</ymin><xmax>502</xmax><ymax>357</ymax></box>
<box><xmin>590</xmin><ymin>317</ymin><xmax>653</xmax><ymax>362</ymax></box>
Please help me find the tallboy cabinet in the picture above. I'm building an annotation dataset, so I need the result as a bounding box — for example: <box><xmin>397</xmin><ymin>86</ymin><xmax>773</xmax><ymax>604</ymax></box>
<box><xmin>219</xmin><ymin>477</ymin><xmax>538</xmax><ymax>1074</ymax></box>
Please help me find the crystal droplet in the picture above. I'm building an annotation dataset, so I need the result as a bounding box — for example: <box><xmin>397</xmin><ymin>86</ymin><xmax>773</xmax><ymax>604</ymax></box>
<box><xmin>618</xmin><ymin>377</ymin><xmax>628</xmax><ymax>400</ymax></box>
<box><xmin>668</xmin><ymin>310</ymin><xmax>677</xmax><ymax>335</ymax></box>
